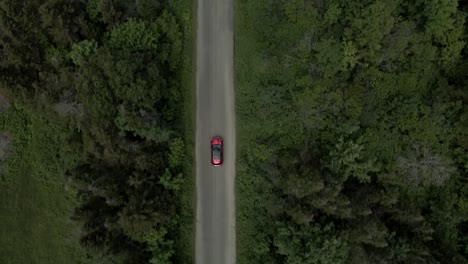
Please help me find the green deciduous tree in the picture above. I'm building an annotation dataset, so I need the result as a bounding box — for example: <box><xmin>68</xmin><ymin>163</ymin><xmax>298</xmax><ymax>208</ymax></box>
<box><xmin>274</xmin><ymin>222</ymin><xmax>349</xmax><ymax>264</ymax></box>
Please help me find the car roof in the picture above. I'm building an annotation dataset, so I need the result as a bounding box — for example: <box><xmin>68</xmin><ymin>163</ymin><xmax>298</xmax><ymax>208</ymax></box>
<box><xmin>212</xmin><ymin>147</ymin><xmax>221</xmax><ymax>160</ymax></box>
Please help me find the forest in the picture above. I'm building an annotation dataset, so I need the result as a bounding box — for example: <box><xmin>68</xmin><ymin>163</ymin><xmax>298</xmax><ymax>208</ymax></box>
<box><xmin>236</xmin><ymin>0</ymin><xmax>468</xmax><ymax>263</ymax></box>
<box><xmin>0</xmin><ymin>0</ymin><xmax>193</xmax><ymax>263</ymax></box>
<box><xmin>4</xmin><ymin>0</ymin><xmax>468</xmax><ymax>263</ymax></box>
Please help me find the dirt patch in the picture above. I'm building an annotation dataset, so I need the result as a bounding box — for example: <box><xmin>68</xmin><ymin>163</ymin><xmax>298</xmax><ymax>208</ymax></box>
<box><xmin>0</xmin><ymin>131</ymin><xmax>11</xmax><ymax>177</ymax></box>
<box><xmin>0</xmin><ymin>131</ymin><xmax>11</xmax><ymax>161</ymax></box>
<box><xmin>0</xmin><ymin>91</ymin><xmax>11</xmax><ymax>112</ymax></box>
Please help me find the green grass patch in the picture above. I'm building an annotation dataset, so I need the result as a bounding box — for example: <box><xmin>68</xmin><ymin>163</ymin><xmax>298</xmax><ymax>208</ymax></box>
<box><xmin>0</xmin><ymin>108</ymin><xmax>88</xmax><ymax>264</ymax></box>
<box><xmin>235</xmin><ymin>0</ymin><xmax>269</xmax><ymax>263</ymax></box>
<box><xmin>170</xmin><ymin>0</ymin><xmax>195</xmax><ymax>262</ymax></box>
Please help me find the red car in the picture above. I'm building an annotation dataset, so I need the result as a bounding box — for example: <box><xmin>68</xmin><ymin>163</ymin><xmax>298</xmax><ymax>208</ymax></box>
<box><xmin>211</xmin><ymin>136</ymin><xmax>223</xmax><ymax>166</ymax></box>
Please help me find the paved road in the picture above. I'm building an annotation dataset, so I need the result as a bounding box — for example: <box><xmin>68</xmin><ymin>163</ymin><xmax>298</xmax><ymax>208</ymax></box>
<box><xmin>195</xmin><ymin>0</ymin><xmax>236</xmax><ymax>263</ymax></box>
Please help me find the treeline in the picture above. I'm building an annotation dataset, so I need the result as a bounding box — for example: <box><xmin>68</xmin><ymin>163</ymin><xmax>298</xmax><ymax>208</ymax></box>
<box><xmin>0</xmin><ymin>0</ymin><xmax>189</xmax><ymax>263</ymax></box>
<box><xmin>237</xmin><ymin>0</ymin><xmax>468</xmax><ymax>263</ymax></box>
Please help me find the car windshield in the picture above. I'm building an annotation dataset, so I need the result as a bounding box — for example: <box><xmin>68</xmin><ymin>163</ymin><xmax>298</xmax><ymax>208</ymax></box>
<box><xmin>212</xmin><ymin>144</ymin><xmax>221</xmax><ymax>160</ymax></box>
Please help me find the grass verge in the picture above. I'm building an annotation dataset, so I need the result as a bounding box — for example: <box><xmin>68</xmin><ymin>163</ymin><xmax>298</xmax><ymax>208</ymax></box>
<box><xmin>234</xmin><ymin>0</ymin><xmax>268</xmax><ymax>263</ymax></box>
<box><xmin>170</xmin><ymin>0</ymin><xmax>195</xmax><ymax>262</ymax></box>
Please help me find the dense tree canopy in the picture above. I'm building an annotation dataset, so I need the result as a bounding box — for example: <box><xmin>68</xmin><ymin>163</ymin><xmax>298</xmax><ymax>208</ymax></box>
<box><xmin>0</xmin><ymin>0</ymin><xmax>189</xmax><ymax>263</ymax></box>
<box><xmin>237</xmin><ymin>0</ymin><xmax>468</xmax><ymax>263</ymax></box>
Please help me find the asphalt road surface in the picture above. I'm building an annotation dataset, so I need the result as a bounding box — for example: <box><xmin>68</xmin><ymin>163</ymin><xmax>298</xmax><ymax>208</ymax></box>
<box><xmin>195</xmin><ymin>0</ymin><xmax>236</xmax><ymax>263</ymax></box>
